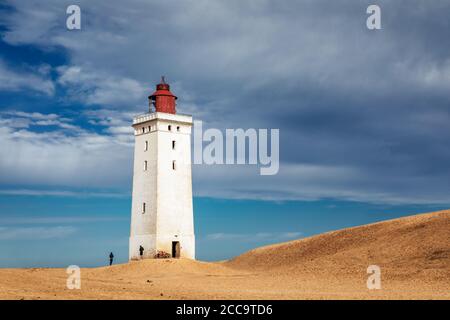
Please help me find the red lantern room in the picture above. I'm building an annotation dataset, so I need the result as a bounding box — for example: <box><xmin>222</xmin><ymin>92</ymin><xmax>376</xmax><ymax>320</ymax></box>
<box><xmin>149</xmin><ymin>76</ymin><xmax>177</xmax><ymax>114</ymax></box>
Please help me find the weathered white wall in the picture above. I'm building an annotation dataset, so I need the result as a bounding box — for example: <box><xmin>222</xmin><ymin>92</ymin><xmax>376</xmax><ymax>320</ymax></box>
<box><xmin>129</xmin><ymin>112</ymin><xmax>195</xmax><ymax>260</ymax></box>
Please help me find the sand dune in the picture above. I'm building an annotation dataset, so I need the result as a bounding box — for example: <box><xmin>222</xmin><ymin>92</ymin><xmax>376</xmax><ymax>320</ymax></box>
<box><xmin>0</xmin><ymin>210</ymin><xmax>449</xmax><ymax>299</ymax></box>
<box><xmin>227</xmin><ymin>210</ymin><xmax>450</xmax><ymax>276</ymax></box>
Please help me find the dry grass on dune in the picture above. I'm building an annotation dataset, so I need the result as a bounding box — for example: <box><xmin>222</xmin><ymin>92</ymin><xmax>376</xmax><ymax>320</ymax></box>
<box><xmin>0</xmin><ymin>210</ymin><xmax>449</xmax><ymax>300</ymax></box>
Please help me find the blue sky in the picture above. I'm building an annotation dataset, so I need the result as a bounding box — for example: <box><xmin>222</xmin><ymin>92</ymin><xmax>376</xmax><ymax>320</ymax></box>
<box><xmin>0</xmin><ymin>1</ymin><xmax>449</xmax><ymax>267</ymax></box>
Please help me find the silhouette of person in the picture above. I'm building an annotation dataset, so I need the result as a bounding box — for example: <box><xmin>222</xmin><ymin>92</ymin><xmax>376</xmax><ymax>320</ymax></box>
<box><xmin>139</xmin><ymin>245</ymin><xmax>144</xmax><ymax>258</ymax></box>
<box><xmin>109</xmin><ymin>252</ymin><xmax>114</xmax><ymax>266</ymax></box>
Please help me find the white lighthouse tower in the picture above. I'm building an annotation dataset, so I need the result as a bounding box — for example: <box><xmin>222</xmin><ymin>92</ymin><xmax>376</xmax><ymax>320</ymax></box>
<box><xmin>129</xmin><ymin>77</ymin><xmax>195</xmax><ymax>260</ymax></box>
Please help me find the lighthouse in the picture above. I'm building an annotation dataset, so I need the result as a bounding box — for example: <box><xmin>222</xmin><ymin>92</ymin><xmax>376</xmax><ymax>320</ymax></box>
<box><xmin>129</xmin><ymin>77</ymin><xmax>195</xmax><ymax>260</ymax></box>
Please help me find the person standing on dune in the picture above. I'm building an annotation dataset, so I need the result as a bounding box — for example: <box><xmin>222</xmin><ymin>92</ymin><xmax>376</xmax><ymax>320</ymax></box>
<box><xmin>109</xmin><ymin>252</ymin><xmax>114</xmax><ymax>266</ymax></box>
<box><xmin>139</xmin><ymin>245</ymin><xmax>144</xmax><ymax>259</ymax></box>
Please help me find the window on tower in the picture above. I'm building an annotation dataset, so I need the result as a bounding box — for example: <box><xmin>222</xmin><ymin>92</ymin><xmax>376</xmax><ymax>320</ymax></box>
<box><xmin>168</xmin><ymin>125</ymin><xmax>172</xmax><ymax>131</ymax></box>
<box><xmin>142</xmin><ymin>203</ymin><xmax>146</xmax><ymax>214</ymax></box>
<box><xmin>144</xmin><ymin>161</ymin><xmax>148</xmax><ymax>171</ymax></box>
<box><xmin>177</xmin><ymin>126</ymin><xmax>180</xmax><ymax>132</ymax></box>
<box><xmin>144</xmin><ymin>141</ymin><xmax>148</xmax><ymax>151</ymax></box>
<box><xmin>172</xmin><ymin>160</ymin><xmax>176</xmax><ymax>170</ymax></box>
<box><xmin>142</xmin><ymin>127</ymin><xmax>145</xmax><ymax>134</ymax></box>
<box><xmin>172</xmin><ymin>140</ymin><xmax>176</xmax><ymax>150</ymax></box>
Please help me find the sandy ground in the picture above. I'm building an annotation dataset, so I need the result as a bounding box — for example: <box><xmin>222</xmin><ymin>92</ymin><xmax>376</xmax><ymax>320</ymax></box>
<box><xmin>0</xmin><ymin>210</ymin><xmax>449</xmax><ymax>300</ymax></box>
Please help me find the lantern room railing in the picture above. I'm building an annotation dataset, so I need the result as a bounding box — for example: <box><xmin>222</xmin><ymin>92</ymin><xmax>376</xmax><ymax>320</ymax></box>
<box><xmin>133</xmin><ymin>111</ymin><xmax>192</xmax><ymax>125</ymax></box>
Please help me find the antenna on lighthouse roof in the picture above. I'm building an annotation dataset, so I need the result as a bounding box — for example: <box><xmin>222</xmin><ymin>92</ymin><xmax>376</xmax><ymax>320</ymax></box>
<box><xmin>161</xmin><ymin>76</ymin><xmax>166</xmax><ymax>84</ymax></box>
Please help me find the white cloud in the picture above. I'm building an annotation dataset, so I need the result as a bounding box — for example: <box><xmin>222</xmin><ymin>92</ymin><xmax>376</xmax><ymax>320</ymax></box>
<box><xmin>0</xmin><ymin>111</ymin><xmax>133</xmax><ymax>188</ymax></box>
<box><xmin>0</xmin><ymin>59</ymin><xmax>54</xmax><ymax>95</ymax></box>
<box><xmin>0</xmin><ymin>226</ymin><xmax>77</xmax><ymax>240</ymax></box>
<box><xmin>1</xmin><ymin>111</ymin><xmax>83</xmax><ymax>132</ymax></box>
<box><xmin>0</xmin><ymin>215</ymin><xmax>126</xmax><ymax>224</ymax></box>
<box><xmin>0</xmin><ymin>189</ymin><xmax>128</xmax><ymax>198</ymax></box>
<box><xmin>0</xmin><ymin>117</ymin><xmax>31</xmax><ymax>129</ymax></box>
<box><xmin>56</xmin><ymin>65</ymin><xmax>146</xmax><ymax>107</ymax></box>
<box><xmin>84</xmin><ymin>108</ymin><xmax>136</xmax><ymax>137</ymax></box>
<box><xmin>0</xmin><ymin>1</ymin><xmax>60</xmax><ymax>45</ymax></box>
<box><xmin>192</xmin><ymin>163</ymin><xmax>450</xmax><ymax>205</ymax></box>
<box><xmin>3</xmin><ymin>111</ymin><xmax>58</xmax><ymax>121</ymax></box>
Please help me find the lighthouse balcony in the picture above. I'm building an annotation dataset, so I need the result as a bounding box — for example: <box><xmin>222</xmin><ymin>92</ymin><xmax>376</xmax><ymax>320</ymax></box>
<box><xmin>132</xmin><ymin>111</ymin><xmax>192</xmax><ymax>126</ymax></box>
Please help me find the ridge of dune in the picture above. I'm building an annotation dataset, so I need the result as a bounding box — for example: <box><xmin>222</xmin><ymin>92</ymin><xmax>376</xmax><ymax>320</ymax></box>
<box><xmin>225</xmin><ymin>210</ymin><xmax>450</xmax><ymax>279</ymax></box>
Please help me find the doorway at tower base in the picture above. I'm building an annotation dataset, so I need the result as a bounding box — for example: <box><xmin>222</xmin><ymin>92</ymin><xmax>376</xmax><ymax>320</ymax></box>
<box><xmin>129</xmin><ymin>234</ymin><xmax>195</xmax><ymax>260</ymax></box>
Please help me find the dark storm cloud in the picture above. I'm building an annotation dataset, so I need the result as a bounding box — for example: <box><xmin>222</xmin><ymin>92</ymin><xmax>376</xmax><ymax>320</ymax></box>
<box><xmin>1</xmin><ymin>0</ymin><xmax>449</xmax><ymax>203</ymax></box>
